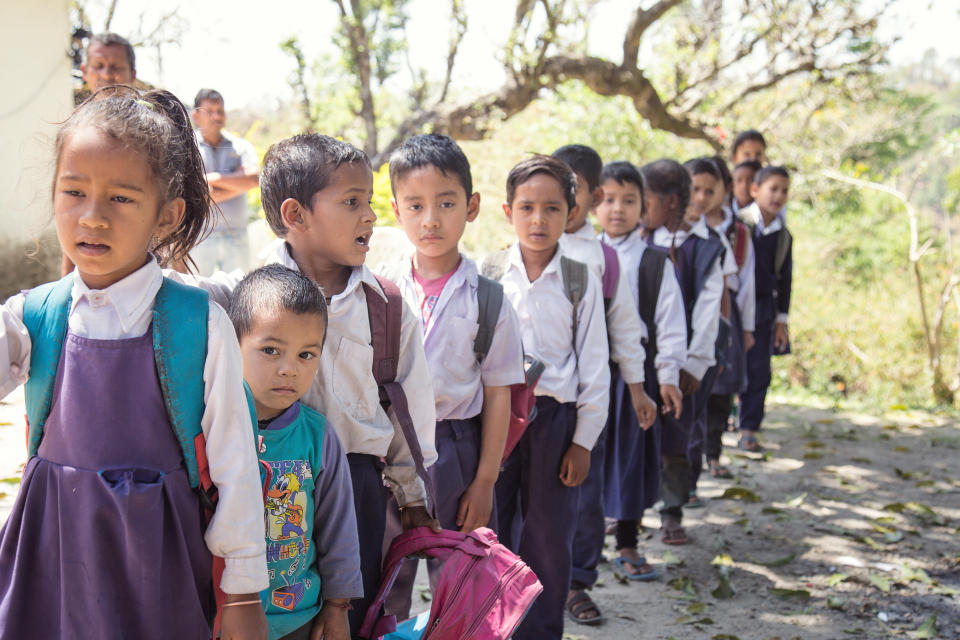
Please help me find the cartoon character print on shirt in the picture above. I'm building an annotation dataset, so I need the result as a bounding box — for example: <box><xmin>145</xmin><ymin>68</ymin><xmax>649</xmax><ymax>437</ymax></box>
<box><xmin>265</xmin><ymin>459</ymin><xmax>314</xmax><ymax>611</ymax></box>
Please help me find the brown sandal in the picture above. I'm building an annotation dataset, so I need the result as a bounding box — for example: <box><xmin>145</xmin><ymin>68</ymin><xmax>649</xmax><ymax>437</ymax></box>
<box><xmin>661</xmin><ymin>520</ymin><xmax>689</xmax><ymax>545</ymax></box>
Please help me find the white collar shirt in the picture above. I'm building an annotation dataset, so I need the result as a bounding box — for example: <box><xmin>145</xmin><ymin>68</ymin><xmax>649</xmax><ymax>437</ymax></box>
<box><xmin>261</xmin><ymin>240</ymin><xmax>437</xmax><ymax>506</ymax></box>
<box><xmin>601</xmin><ymin>228</ymin><xmax>687</xmax><ymax>387</ymax></box>
<box><xmin>0</xmin><ymin>259</ymin><xmax>268</xmax><ymax>594</ymax></box>
<box><xmin>560</xmin><ymin>225</ymin><xmax>646</xmax><ymax>384</ymax></box>
<box><xmin>716</xmin><ymin>207</ymin><xmax>757</xmax><ymax>332</ymax></box>
<box><xmin>650</xmin><ymin>221</ymin><xmax>723</xmax><ymax>380</ymax></box>
<box><xmin>388</xmin><ymin>255</ymin><xmax>525</xmax><ymax>420</ymax></box>
<box><xmin>482</xmin><ymin>243</ymin><xmax>610</xmax><ymax>450</ymax></box>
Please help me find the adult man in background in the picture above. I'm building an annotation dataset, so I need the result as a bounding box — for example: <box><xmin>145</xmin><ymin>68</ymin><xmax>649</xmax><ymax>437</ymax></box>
<box><xmin>190</xmin><ymin>89</ymin><xmax>260</xmax><ymax>274</ymax></box>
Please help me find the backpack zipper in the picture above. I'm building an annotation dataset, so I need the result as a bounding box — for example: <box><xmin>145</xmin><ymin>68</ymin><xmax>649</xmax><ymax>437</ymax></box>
<box><xmin>422</xmin><ymin>553</ymin><xmax>480</xmax><ymax>640</ymax></box>
<box><xmin>459</xmin><ymin>560</ymin><xmax>526</xmax><ymax>640</ymax></box>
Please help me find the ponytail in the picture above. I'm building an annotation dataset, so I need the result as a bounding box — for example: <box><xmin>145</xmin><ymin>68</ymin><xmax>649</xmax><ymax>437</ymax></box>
<box><xmin>55</xmin><ymin>86</ymin><xmax>215</xmax><ymax>268</ymax></box>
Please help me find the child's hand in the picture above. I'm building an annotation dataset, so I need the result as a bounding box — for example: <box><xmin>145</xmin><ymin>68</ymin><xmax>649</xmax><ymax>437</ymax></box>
<box><xmin>660</xmin><ymin>384</ymin><xmax>683</xmax><ymax>418</ymax></box>
<box><xmin>310</xmin><ymin>601</ymin><xmax>351</xmax><ymax>640</ymax></box>
<box><xmin>743</xmin><ymin>331</ymin><xmax>755</xmax><ymax>352</ymax></box>
<box><xmin>220</xmin><ymin>594</ymin><xmax>267</xmax><ymax>640</ymax></box>
<box><xmin>559</xmin><ymin>443</ymin><xmax>590</xmax><ymax>487</ymax></box>
<box><xmin>774</xmin><ymin>322</ymin><xmax>789</xmax><ymax>350</ymax></box>
<box><xmin>457</xmin><ymin>478</ymin><xmax>494</xmax><ymax>532</ymax></box>
<box><xmin>627</xmin><ymin>382</ymin><xmax>657</xmax><ymax>430</ymax></box>
<box><xmin>678</xmin><ymin>370</ymin><xmax>700</xmax><ymax>397</ymax></box>
<box><xmin>401</xmin><ymin>505</ymin><xmax>442</xmax><ymax>533</ymax></box>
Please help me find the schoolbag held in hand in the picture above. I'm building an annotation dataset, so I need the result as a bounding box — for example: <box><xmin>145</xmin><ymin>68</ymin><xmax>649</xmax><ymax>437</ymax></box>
<box><xmin>358</xmin><ymin>527</ymin><xmax>543</xmax><ymax>640</ymax></box>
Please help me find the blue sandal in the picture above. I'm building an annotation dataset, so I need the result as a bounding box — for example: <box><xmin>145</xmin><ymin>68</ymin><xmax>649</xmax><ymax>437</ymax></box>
<box><xmin>612</xmin><ymin>556</ymin><xmax>659</xmax><ymax>581</ymax></box>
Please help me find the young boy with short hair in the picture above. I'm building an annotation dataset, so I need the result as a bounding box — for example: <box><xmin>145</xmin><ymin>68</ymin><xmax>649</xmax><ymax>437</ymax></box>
<box><xmin>377</xmin><ymin>134</ymin><xmax>525</xmax><ymax>618</ymax></box>
<box><xmin>550</xmin><ymin>145</ymin><xmax>656</xmax><ymax>624</ymax></box>
<box><xmin>173</xmin><ymin>134</ymin><xmax>440</xmax><ymax>634</ymax></box>
<box><xmin>230</xmin><ymin>264</ymin><xmax>362</xmax><ymax>640</ymax></box>
<box><xmin>738</xmin><ymin>166</ymin><xmax>793</xmax><ymax>451</ymax></box>
<box><xmin>482</xmin><ymin>155</ymin><xmax>610</xmax><ymax>640</ymax></box>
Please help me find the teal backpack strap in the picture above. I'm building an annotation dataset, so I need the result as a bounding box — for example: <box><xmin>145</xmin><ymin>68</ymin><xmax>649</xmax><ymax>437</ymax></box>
<box><xmin>480</xmin><ymin>249</ymin><xmax>511</xmax><ymax>282</ymax></box>
<box><xmin>153</xmin><ymin>277</ymin><xmax>209</xmax><ymax>490</ymax></box>
<box><xmin>473</xmin><ymin>275</ymin><xmax>503</xmax><ymax>363</ymax></box>
<box><xmin>560</xmin><ymin>256</ymin><xmax>587</xmax><ymax>350</ymax></box>
<box><xmin>22</xmin><ymin>275</ymin><xmax>74</xmax><ymax>457</ymax></box>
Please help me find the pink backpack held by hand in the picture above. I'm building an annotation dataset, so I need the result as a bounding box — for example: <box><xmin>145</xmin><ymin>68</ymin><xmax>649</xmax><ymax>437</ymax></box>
<box><xmin>358</xmin><ymin>527</ymin><xmax>543</xmax><ymax>640</ymax></box>
<box><xmin>360</xmin><ymin>276</ymin><xmax>543</xmax><ymax>640</ymax></box>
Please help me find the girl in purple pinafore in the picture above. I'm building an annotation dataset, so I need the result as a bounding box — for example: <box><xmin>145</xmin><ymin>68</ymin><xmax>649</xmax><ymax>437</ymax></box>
<box><xmin>0</xmin><ymin>89</ymin><xmax>269</xmax><ymax>640</ymax></box>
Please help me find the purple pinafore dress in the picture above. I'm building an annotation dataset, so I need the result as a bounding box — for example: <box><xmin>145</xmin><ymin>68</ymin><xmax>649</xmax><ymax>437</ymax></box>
<box><xmin>0</xmin><ymin>326</ymin><xmax>212</xmax><ymax>639</ymax></box>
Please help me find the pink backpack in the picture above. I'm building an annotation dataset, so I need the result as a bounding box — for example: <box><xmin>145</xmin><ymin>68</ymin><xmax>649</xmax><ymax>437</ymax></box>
<box><xmin>360</xmin><ymin>276</ymin><xmax>543</xmax><ymax>639</ymax></box>
<box><xmin>358</xmin><ymin>527</ymin><xmax>543</xmax><ymax>640</ymax></box>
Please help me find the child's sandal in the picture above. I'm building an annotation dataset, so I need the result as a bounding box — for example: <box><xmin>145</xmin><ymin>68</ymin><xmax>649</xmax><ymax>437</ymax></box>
<box><xmin>738</xmin><ymin>435</ymin><xmax>763</xmax><ymax>452</ymax></box>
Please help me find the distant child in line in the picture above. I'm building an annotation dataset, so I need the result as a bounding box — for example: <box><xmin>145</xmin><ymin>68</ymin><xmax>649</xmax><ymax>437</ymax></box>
<box><xmin>683</xmin><ymin>158</ymin><xmax>755</xmax><ymax>501</ymax></box>
<box><xmin>0</xmin><ymin>89</ymin><xmax>268</xmax><ymax>639</ymax></box>
<box><xmin>550</xmin><ymin>145</ymin><xmax>656</xmax><ymax>626</ymax></box>
<box><xmin>738</xmin><ymin>167</ymin><xmax>793</xmax><ymax>451</ymax></box>
<box><xmin>379</xmin><ymin>134</ymin><xmax>525</xmax><ymax>618</ymax></box>
<box><xmin>482</xmin><ymin>155</ymin><xmax>610</xmax><ymax>640</ymax></box>
<box><xmin>732</xmin><ymin>159</ymin><xmax>762</xmax><ymax>215</ymax></box>
<box><xmin>230</xmin><ymin>265</ymin><xmax>362</xmax><ymax>640</ymax></box>
<box><xmin>173</xmin><ymin>134</ymin><xmax>440</xmax><ymax>634</ymax></box>
<box><xmin>731</xmin><ymin>129</ymin><xmax>767</xmax><ymax>166</ymax></box>
<box><xmin>597</xmin><ymin>161</ymin><xmax>687</xmax><ymax>593</ymax></box>
<box><xmin>640</xmin><ymin>159</ymin><xmax>724</xmax><ymax>546</ymax></box>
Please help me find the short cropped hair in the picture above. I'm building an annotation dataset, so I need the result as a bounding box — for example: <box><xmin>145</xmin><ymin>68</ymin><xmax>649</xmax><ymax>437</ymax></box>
<box><xmin>600</xmin><ymin>161</ymin><xmax>644</xmax><ymax>199</ymax></box>
<box><xmin>639</xmin><ymin>158</ymin><xmax>691</xmax><ymax>215</ymax></box>
<box><xmin>229</xmin><ymin>264</ymin><xmax>328</xmax><ymax>341</ymax></box>
<box><xmin>87</xmin><ymin>32</ymin><xmax>136</xmax><ymax>73</ymax></box>
<box><xmin>552</xmin><ymin>144</ymin><xmax>603</xmax><ymax>191</ymax></box>
<box><xmin>389</xmin><ymin>134</ymin><xmax>472</xmax><ymax>197</ymax></box>
<box><xmin>755</xmin><ymin>165</ymin><xmax>790</xmax><ymax>185</ymax></box>
<box><xmin>193</xmin><ymin>88</ymin><xmax>224</xmax><ymax>108</ymax></box>
<box><xmin>734</xmin><ymin>160</ymin><xmax>763</xmax><ymax>174</ymax></box>
<box><xmin>683</xmin><ymin>157</ymin><xmax>722</xmax><ymax>180</ymax></box>
<box><xmin>506</xmin><ymin>155</ymin><xmax>577</xmax><ymax>212</ymax></box>
<box><xmin>260</xmin><ymin>134</ymin><xmax>371</xmax><ymax>237</ymax></box>
<box><xmin>731</xmin><ymin>129</ymin><xmax>766</xmax><ymax>157</ymax></box>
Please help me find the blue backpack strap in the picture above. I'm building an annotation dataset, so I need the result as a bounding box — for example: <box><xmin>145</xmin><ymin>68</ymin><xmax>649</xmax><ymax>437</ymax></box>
<box><xmin>22</xmin><ymin>275</ymin><xmax>75</xmax><ymax>457</ymax></box>
<box><xmin>153</xmin><ymin>277</ymin><xmax>209</xmax><ymax>489</ymax></box>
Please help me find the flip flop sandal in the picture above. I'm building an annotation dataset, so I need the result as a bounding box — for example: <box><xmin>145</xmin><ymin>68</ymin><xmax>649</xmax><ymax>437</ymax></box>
<box><xmin>686</xmin><ymin>492</ymin><xmax>706</xmax><ymax>509</ymax></box>
<box><xmin>709</xmin><ymin>462</ymin><xmax>734</xmax><ymax>479</ymax></box>
<box><xmin>612</xmin><ymin>556</ymin><xmax>660</xmax><ymax>581</ymax></box>
<box><xmin>566</xmin><ymin>590</ymin><xmax>606</xmax><ymax>625</ymax></box>
<box><xmin>738</xmin><ymin>435</ymin><xmax>763</xmax><ymax>452</ymax></box>
<box><xmin>661</xmin><ymin>524</ymin><xmax>689</xmax><ymax>545</ymax></box>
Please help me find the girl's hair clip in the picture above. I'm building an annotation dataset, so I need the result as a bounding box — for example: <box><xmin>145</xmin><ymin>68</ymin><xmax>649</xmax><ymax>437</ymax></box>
<box><xmin>136</xmin><ymin>99</ymin><xmax>156</xmax><ymax>111</ymax></box>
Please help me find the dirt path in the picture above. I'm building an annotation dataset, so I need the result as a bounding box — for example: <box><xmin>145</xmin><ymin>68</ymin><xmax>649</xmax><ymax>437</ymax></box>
<box><xmin>1</xmin><ymin>391</ymin><xmax>957</xmax><ymax>639</ymax></box>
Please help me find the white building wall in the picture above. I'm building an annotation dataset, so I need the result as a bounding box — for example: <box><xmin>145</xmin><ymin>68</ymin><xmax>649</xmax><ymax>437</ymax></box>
<box><xmin>0</xmin><ymin>0</ymin><xmax>73</xmax><ymax>298</ymax></box>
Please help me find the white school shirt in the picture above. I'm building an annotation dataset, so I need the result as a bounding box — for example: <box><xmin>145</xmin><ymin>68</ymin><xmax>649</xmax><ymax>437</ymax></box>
<box><xmin>741</xmin><ymin>202</ymin><xmax>789</xmax><ymax>325</ymax></box>
<box><xmin>384</xmin><ymin>255</ymin><xmax>525</xmax><ymax>420</ymax></box>
<box><xmin>600</xmin><ymin>228</ymin><xmax>687</xmax><ymax>387</ymax></box>
<box><xmin>481</xmin><ymin>244</ymin><xmax>610</xmax><ymax>451</ymax></box>
<box><xmin>715</xmin><ymin>207</ymin><xmax>757</xmax><ymax>332</ymax></box>
<box><xmin>170</xmin><ymin>240</ymin><xmax>439</xmax><ymax>506</ymax></box>
<box><xmin>559</xmin><ymin>225</ymin><xmax>646</xmax><ymax>384</ymax></box>
<box><xmin>0</xmin><ymin>260</ymin><xmax>268</xmax><ymax>594</ymax></box>
<box><xmin>651</xmin><ymin>218</ymin><xmax>724</xmax><ymax>381</ymax></box>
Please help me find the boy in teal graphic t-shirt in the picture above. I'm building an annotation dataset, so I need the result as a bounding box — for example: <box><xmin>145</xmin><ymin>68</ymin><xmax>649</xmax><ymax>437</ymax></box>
<box><xmin>230</xmin><ymin>265</ymin><xmax>362</xmax><ymax>640</ymax></box>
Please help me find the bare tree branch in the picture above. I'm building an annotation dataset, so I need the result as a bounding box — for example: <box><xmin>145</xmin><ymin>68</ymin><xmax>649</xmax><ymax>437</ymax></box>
<box><xmin>623</xmin><ymin>0</ymin><xmax>684</xmax><ymax>67</ymax></box>
<box><xmin>103</xmin><ymin>0</ymin><xmax>119</xmax><ymax>30</ymax></box>
<box><xmin>439</xmin><ymin>0</ymin><xmax>468</xmax><ymax>104</ymax></box>
<box><xmin>335</xmin><ymin>0</ymin><xmax>378</xmax><ymax>157</ymax></box>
